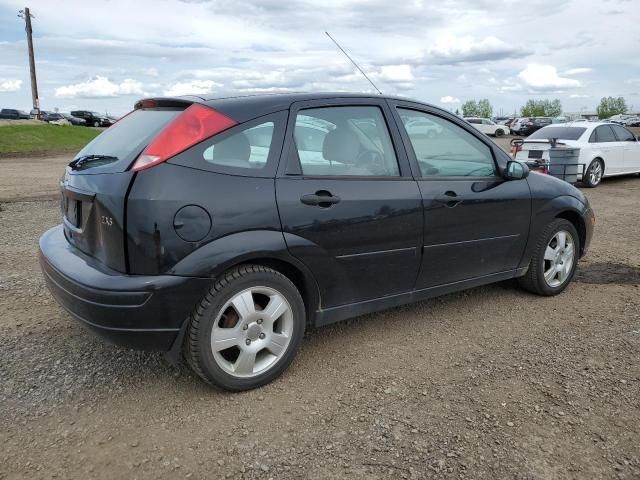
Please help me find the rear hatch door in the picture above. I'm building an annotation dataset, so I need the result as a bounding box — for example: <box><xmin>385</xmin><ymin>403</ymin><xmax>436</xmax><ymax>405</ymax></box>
<box><xmin>61</xmin><ymin>106</ymin><xmax>184</xmax><ymax>272</ymax></box>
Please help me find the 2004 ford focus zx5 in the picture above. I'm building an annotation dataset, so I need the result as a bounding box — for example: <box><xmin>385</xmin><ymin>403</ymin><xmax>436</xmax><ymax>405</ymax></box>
<box><xmin>39</xmin><ymin>93</ymin><xmax>595</xmax><ymax>391</ymax></box>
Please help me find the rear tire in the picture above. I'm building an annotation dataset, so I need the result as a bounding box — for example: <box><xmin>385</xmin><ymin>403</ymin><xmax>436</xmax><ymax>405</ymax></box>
<box><xmin>582</xmin><ymin>158</ymin><xmax>603</xmax><ymax>188</ymax></box>
<box><xmin>517</xmin><ymin>219</ymin><xmax>579</xmax><ymax>296</ymax></box>
<box><xmin>495</xmin><ymin>128</ymin><xmax>505</xmax><ymax>137</ymax></box>
<box><xmin>186</xmin><ymin>265</ymin><xmax>305</xmax><ymax>391</ymax></box>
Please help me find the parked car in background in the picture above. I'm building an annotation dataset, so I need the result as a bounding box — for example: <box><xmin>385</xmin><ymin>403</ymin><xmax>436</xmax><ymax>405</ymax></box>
<box><xmin>464</xmin><ymin>117</ymin><xmax>508</xmax><ymax>137</ymax></box>
<box><xmin>552</xmin><ymin>117</ymin><xmax>568</xmax><ymax>124</ymax></box>
<box><xmin>493</xmin><ymin>116</ymin><xmax>513</xmax><ymax>125</ymax></box>
<box><xmin>512</xmin><ymin>117</ymin><xmax>553</xmax><ymax>136</ymax></box>
<box><xmin>514</xmin><ymin>122</ymin><xmax>640</xmax><ymax>187</ymax></box>
<box><xmin>70</xmin><ymin>110</ymin><xmax>109</xmax><ymax>127</ymax></box>
<box><xmin>40</xmin><ymin>93</ymin><xmax>595</xmax><ymax>391</ymax></box>
<box><xmin>607</xmin><ymin>114</ymin><xmax>634</xmax><ymax>125</ymax></box>
<box><xmin>510</xmin><ymin>118</ymin><xmax>525</xmax><ymax>135</ymax></box>
<box><xmin>623</xmin><ymin>116</ymin><xmax>640</xmax><ymax>127</ymax></box>
<box><xmin>0</xmin><ymin>108</ymin><xmax>30</xmax><ymax>120</ymax></box>
<box><xmin>104</xmin><ymin>115</ymin><xmax>119</xmax><ymax>126</ymax></box>
<box><xmin>41</xmin><ymin>111</ymin><xmax>65</xmax><ymax>123</ymax></box>
<box><xmin>62</xmin><ymin>113</ymin><xmax>87</xmax><ymax>126</ymax></box>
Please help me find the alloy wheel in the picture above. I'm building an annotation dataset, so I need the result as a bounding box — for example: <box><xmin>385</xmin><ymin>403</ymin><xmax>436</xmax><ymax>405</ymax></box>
<box><xmin>589</xmin><ymin>161</ymin><xmax>603</xmax><ymax>186</ymax></box>
<box><xmin>210</xmin><ymin>286</ymin><xmax>294</xmax><ymax>378</ymax></box>
<box><xmin>543</xmin><ymin>230</ymin><xmax>575</xmax><ymax>288</ymax></box>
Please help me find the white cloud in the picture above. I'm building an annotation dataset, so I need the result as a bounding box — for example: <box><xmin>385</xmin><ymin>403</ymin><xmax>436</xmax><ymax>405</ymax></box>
<box><xmin>427</xmin><ymin>35</ymin><xmax>529</xmax><ymax>64</ymax></box>
<box><xmin>517</xmin><ymin>64</ymin><xmax>582</xmax><ymax>91</ymax></box>
<box><xmin>569</xmin><ymin>94</ymin><xmax>591</xmax><ymax>98</ymax></box>
<box><xmin>440</xmin><ymin>96</ymin><xmax>461</xmax><ymax>104</ymax></box>
<box><xmin>376</xmin><ymin>65</ymin><xmax>414</xmax><ymax>82</ymax></box>
<box><xmin>0</xmin><ymin>79</ymin><xmax>22</xmax><ymax>92</ymax></box>
<box><xmin>163</xmin><ymin>79</ymin><xmax>224</xmax><ymax>97</ymax></box>
<box><xmin>55</xmin><ymin>76</ymin><xmax>145</xmax><ymax>98</ymax></box>
<box><xmin>563</xmin><ymin>67</ymin><xmax>593</xmax><ymax>75</ymax></box>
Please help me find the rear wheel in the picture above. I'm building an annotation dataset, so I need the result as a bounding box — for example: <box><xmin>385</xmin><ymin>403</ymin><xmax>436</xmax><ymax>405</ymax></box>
<box><xmin>583</xmin><ymin>158</ymin><xmax>603</xmax><ymax>188</ymax></box>
<box><xmin>495</xmin><ymin>128</ymin><xmax>505</xmax><ymax>137</ymax></box>
<box><xmin>518</xmin><ymin>219</ymin><xmax>579</xmax><ymax>296</ymax></box>
<box><xmin>186</xmin><ymin>265</ymin><xmax>305</xmax><ymax>391</ymax></box>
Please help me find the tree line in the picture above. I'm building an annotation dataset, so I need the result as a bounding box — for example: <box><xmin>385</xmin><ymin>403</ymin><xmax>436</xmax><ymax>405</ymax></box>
<box><xmin>459</xmin><ymin>96</ymin><xmax>629</xmax><ymax>119</ymax></box>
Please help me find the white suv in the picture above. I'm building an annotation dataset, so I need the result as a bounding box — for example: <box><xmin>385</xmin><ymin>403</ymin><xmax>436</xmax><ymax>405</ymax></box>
<box><xmin>464</xmin><ymin>117</ymin><xmax>508</xmax><ymax>137</ymax></box>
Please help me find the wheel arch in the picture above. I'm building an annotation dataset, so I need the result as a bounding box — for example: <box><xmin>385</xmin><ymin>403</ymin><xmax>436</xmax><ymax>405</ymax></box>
<box><xmin>169</xmin><ymin>230</ymin><xmax>321</xmax><ymax>325</ymax></box>
<box><xmin>592</xmin><ymin>156</ymin><xmax>605</xmax><ymax>172</ymax></box>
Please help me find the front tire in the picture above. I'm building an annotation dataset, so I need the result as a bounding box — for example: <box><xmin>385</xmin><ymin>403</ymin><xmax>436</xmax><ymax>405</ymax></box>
<box><xmin>495</xmin><ymin>128</ymin><xmax>505</xmax><ymax>137</ymax></box>
<box><xmin>186</xmin><ymin>265</ymin><xmax>305</xmax><ymax>391</ymax></box>
<box><xmin>583</xmin><ymin>158</ymin><xmax>603</xmax><ymax>188</ymax></box>
<box><xmin>518</xmin><ymin>219</ymin><xmax>579</xmax><ymax>296</ymax></box>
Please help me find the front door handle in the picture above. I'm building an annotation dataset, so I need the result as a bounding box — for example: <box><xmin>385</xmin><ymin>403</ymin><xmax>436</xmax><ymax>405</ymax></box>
<box><xmin>300</xmin><ymin>190</ymin><xmax>341</xmax><ymax>208</ymax></box>
<box><xmin>435</xmin><ymin>190</ymin><xmax>463</xmax><ymax>207</ymax></box>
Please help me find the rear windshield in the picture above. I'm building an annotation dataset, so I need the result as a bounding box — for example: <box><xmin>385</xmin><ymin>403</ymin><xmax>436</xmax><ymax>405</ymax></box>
<box><xmin>70</xmin><ymin>108</ymin><xmax>182</xmax><ymax>173</ymax></box>
<box><xmin>528</xmin><ymin>127</ymin><xmax>586</xmax><ymax>141</ymax></box>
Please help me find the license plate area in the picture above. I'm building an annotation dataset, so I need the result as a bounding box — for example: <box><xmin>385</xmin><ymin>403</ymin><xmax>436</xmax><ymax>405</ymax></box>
<box><xmin>64</xmin><ymin>196</ymin><xmax>82</xmax><ymax>228</ymax></box>
<box><xmin>528</xmin><ymin>150</ymin><xmax>543</xmax><ymax>159</ymax></box>
<box><xmin>61</xmin><ymin>184</ymin><xmax>95</xmax><ymax>233</ymax></box>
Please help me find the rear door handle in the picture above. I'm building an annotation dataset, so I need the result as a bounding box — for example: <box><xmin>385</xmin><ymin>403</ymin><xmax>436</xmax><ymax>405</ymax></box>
<box><xmin>435</xmin><ymin>191</ymin><xmax>463</xmax><ymax>207</ymax></box>
<box><xmin>300</xmin><ymin>190</ymin><xmax>341</xmax><ymax>208</ymax></box>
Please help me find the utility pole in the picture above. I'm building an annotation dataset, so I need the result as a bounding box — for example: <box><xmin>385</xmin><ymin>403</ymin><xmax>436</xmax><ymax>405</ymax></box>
<box><xmin>18</xmin><ymin>7</ymin><xmax>40</xmax><ymax>118</ymax></box>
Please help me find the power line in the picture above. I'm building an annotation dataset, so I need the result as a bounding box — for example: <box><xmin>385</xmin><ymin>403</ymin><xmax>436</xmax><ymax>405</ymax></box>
<box><xmin>325</xmin><ymin>31</ymin><xmax>382</xmax><ymax>95</ymax></box>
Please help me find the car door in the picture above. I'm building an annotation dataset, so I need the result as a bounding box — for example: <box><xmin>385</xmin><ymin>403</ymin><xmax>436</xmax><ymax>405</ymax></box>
<box><xmin>590</xmin><ymin>125</ymin><xmax>624</xmax><ymax>174</ymax></box>
<box><xmin>389</xmin><ymin>102</ymin><xmax>531</xmax><ymax>289</ymax></box>
<box><xmin>611</xmin><ymin>124</ymin><xmax>640</xmax><ymax>172</ymax></box>
<box><xmin>276</xmin><ymin>98</ymin><xmax>423</xmax><ymax>309</ymax></box>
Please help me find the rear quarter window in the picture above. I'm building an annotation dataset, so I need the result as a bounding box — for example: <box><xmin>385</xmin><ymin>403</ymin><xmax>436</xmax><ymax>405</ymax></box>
<box><xmin>168</xmin><ymin>111</ymin><xmax>287</xmax><ymax>178</ymax></box>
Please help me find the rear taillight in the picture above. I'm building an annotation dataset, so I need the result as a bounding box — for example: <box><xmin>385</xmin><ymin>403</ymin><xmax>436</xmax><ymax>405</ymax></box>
<box><xmin>131</xmin><ymin>103</ymin><xmax>236</xmax><ymax>172</ymax></box>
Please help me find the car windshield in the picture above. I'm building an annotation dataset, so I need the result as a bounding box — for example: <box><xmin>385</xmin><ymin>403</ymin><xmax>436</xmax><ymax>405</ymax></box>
<box><xmin>528</xmin><ymin>127</ymin><xmax>587</xmax><ymax>141</ymax></box>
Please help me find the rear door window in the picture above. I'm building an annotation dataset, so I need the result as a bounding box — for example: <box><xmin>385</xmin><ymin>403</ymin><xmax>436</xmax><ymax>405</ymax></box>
<box><xmin>591</xmin><ymin>125</ymin><xmax>617</xmax><ymax>143</ymax></box>
<box><xmin>293</xmin><ymin>106</ymin><xmax>400</xmax><ymax>177</ymax></box>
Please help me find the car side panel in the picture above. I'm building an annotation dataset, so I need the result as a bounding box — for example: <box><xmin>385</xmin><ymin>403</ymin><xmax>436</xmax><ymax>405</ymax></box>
<box><xmin>126</xmin><ymin>163</ymin><xmax>282</xmax><ymax>275</ymax></box>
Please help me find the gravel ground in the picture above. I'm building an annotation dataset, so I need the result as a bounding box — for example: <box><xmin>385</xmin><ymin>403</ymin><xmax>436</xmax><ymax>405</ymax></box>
<box><xmin>1</xmin><ymin>149</ymin><xmax>639</xmax><ymax>480</ymax></box>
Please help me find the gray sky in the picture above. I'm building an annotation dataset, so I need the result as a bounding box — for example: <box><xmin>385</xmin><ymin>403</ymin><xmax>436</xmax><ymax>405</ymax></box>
<box><xmin>0</xmin><ymin>0</ymin><xmax>638</xmax><ymax>116</ymax></box>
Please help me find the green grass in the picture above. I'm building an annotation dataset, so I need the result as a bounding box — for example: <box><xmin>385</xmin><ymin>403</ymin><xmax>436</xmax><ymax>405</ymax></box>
<box><xmin>0</xmin><ymin>124</ymin><xmax>100</xmax><ymax>156</ymax></box>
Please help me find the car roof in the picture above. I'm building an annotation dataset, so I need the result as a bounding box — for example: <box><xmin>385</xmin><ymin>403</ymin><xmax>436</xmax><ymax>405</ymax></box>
<box><xmin>141</xmin><ymin>92</ymin><xmax>447</xmax><ymax>124</ymax></box>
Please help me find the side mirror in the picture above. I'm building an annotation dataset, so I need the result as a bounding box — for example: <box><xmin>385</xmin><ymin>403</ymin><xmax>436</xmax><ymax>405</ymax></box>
<box><xmin>505</xmin><ymin>160</ymin><xmax>529</xmax><ymax>180</ymax></box>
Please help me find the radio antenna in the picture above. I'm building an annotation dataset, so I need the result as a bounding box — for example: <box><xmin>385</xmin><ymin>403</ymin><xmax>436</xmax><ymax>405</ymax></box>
<box><xmin>325</xmin><ymin>31</ymin><xmax>382</xmax><ymax>95</ymax></box>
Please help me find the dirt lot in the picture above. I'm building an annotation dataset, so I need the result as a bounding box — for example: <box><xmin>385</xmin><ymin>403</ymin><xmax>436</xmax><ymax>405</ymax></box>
<box><xmin>1</xmin><ymin>145</ymin><xmax>639</xmax><ymax>479</ymax></box>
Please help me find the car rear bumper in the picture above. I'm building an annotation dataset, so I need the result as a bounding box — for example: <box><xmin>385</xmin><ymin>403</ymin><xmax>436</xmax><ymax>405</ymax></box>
<box><xmin>39</xmin><ymin>225</ymin><xmax>210</xmax><ymax>351</ymax></box>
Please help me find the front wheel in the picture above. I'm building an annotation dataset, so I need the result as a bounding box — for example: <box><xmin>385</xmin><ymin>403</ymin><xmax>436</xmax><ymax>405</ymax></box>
<box><xmin>583</xmin><ymin>159</ymin><xmax>603</xmax><ymax>188</ymax></box>
<box><xmin>186</xmin><ymin>265</ymin><xmax>305</xmax><ymax>391</ymax></box>
<box><xmin>495</xmin><ymin>128</ymin><xmax>505</xmax><ymax>137</ymax></box>
<box><xmin>518</xmin><ymin>219</ymin><xmax>579</xmax><ymax>296</ymax></box>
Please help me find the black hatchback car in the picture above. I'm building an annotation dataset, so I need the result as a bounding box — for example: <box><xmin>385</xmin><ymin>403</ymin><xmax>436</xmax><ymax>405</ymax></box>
<box><xmin>40</xmin><ymin>93</ymin><xmax>594</xmax><ymax>391</ymax></box>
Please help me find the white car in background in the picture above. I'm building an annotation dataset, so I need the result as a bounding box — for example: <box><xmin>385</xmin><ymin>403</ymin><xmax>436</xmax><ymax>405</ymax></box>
<box><xmin>515</xmin><ymin>122</ymin><xmax>640</xmax><ymax>187</ymax></box>
<box><xmin>464</xmin><ymin>117</ymin><xmax>508</xmax><ymax>137</ymax></box>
